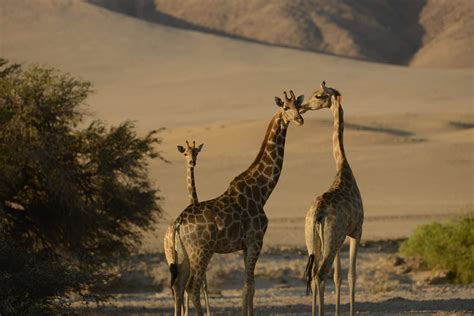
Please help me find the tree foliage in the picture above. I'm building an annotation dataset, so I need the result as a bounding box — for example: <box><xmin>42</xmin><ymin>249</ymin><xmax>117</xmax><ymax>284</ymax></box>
<box><xmin>0</xmin><ymin>59</ymin><xmax>163</xmax><ymax>313</ymax></box>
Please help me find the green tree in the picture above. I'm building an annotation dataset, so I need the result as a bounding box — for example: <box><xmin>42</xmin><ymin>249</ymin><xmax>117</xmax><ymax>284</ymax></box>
<box><xmin>0</xmin><ymin>59</ymin><xmax>163</xmax><ymax>313</ymax></box>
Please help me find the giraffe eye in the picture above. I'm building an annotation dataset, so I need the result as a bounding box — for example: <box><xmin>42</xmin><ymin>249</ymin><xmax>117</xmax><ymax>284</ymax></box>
<box><xmin>315</xmin><ymin>95</ymin><xmax>324</xmax><ymax>99</ymax></box>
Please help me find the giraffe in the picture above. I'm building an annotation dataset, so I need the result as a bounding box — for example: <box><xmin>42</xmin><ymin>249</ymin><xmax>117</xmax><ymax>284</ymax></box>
<box><xmin>177</xmin><ymin>140</ymin><xmax>204</xmax><ymax>205</ymax></box>
<box><xmin>301</xmin><ymin>82</ymin><xmax>364</xmax><ymax>316</ymax></box>
<box><xmin>163</xmin><ymin>140</ymin><xmax>210</xmax><ymax>316</ymax></box>
<box><xmin>166</xmin><ymin>90</ymin><xmax>305</xmax><ymax>316</ymax></box>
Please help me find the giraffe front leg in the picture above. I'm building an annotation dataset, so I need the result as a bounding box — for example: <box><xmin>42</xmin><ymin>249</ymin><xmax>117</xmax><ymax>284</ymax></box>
<box><xmin>242</xmin><ymin>243</ymin><xmax>262</xmax><ymax>316</ymax></box>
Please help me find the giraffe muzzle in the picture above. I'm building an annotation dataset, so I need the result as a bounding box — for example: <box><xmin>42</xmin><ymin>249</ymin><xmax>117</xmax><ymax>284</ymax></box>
<box><xmin>294</xmin><ymin>116</ymin><xmax>304</xmax><ymax>126</ymax></box>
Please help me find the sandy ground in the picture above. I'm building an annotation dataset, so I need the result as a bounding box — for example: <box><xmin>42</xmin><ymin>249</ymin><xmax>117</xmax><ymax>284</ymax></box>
<box><xmin>2</xmin><ymin>1</ymin><xmax>474</xmax><ymax>314</ymax></box>
<box><xmin>72</xmin><ymin>241</ymin><xmax>474</xmax><ymax>315</ymax></box>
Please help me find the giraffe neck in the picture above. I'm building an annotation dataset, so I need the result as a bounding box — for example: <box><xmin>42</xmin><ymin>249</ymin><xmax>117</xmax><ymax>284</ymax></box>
<box><xmin>187</xmin><ymin>166</ymin><xmax>198</xmax><ymax>204</ymax></box>
<box><xmin>331</xmin><ymin>102</ymin><xmax>348</xmax><ymax>173</ymax></box>
<box><xmin>243</xmin><ymin>110</ymin><xmax>288</xmax><ymax>203</ymax></box>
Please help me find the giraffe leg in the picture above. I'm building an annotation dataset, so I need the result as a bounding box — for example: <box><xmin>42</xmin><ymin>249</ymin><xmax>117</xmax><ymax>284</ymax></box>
<box><xmin>173</xmin><ymin>287</ymin><xmax>184</xmax><ymax>316</ymax></box>
<box><xmin>316</xmin><ymin>276</ymin><xmax>325</xmax><ymax>316</ymax></box>
<box><xmin>242</xmin><ymin>243</ymin><xmax>262</xmax><ymax>316</ymax></box>
<box><xmin>184</xmin><ymin>291</ymin><xmax>189</xmax><ymax>316</ymax></box>
<box><xmin>172</xmin><ymin>257</ymin><xmax>190</xmax><ymax>316</ymax></box>
<box><xmin>187</xmin><ymin>272</ymin><xmax>204</xmax><ymax>316</ymax></box>
<box><xmin>333</xmin><ymin>251</ymin><xmax>341</xmax><ymax>316</ymax></box>
<box><xmin>310</xmin><ymin>234</ymin><xmax>321</xmax><ymax>316</ymax></box>
<box><xmin>348</xmin><ymin>237</ymin><xmax>359</xmax><ymax>316</ymax></box>
<box><xmin>172</xmin><ymin>266</ymin><xmax>188</xmax><ymax>316</ymax></box>
<box><xmin>202</xmin><ymin>275</ymin><xmax>211</xmax><ymax>316</ymax></box>
<box><xmin>311</xmin><ymin>252</ymin><xmax>320</xmax><ymax>316</ymax></box>
<box><xmin>187</xmin><ymin>248</ymin><xmax>213</xmax><ymax>316</ymax></box>
<box><xmin>305</xmin><ymin>204</ymin><xmax>319</xmax><ymax>316</ymax></box>
<box><xmin>317</xmin><ymin>220</ymin><xmax>346</xmax><ymax>316</ymax></box>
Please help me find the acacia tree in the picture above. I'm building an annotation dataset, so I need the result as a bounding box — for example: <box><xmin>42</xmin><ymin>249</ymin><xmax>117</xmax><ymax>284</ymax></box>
<box><xmin>0</xmin><ymin>59</ymin><xmax>163</xmax><ymax>313</ymax></box>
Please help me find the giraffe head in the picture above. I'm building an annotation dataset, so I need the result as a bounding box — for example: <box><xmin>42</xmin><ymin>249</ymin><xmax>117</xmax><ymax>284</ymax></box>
<box><xmin>177</xmin><ymin>140</ymin><xmax>203</xmax><ymax>168</ymax></box>
<box><xmin>300</xmin><ymin>81</ymin><xmax>341</xmax><ymax>113</ymax></box>
<box><xmin>274</xmin><ymin>90</ymin><xmax>305</xmax><ymax>126</ymax></box>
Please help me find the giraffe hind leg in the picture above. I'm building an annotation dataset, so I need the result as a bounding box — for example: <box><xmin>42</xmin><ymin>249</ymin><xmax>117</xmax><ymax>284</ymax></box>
<box><xmin>187</xmin><ymin>248</ymin><xmax>213</xmax><ymax>316</ymax></box>
<box><xmin>311</xmin><ymin>245</ymin><xmax>320</xmax><ymax>316</ymax></box>
<box><xmin>333</xmin><ymin>250</ymin><xmax>342</xmax><ymax>316</ymax></box>
<box><xmin>172</xmin><ymin>265</ymin><xmax>188</xmax><ymax>316</ymax></box>
<box><xmin>316</xmin><ymin>219</ymin><xmax>346</xmax><ymax>316</ymax></box>
<box><xmin>348</xmin><ymin>236</ymin><xmax>360</xmax><ymax>316</ymax></box>
<box><xmin>187</xmin><ymin>270</ymin><xmax>204</xmax><ymax>316</ymax></box>
<box><xmin>202</xmin><ymin>275</ymin><xmax>211</xmax><ymax>316</ymax></box>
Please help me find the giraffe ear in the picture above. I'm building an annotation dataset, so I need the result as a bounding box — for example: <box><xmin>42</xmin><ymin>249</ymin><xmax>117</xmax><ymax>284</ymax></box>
<box><xmin>196</xmin><ymin>143</ymin><xmax>204</xmax><ymax>152</ymax></box>
<box><xmin>274</xmin><ymin>97</ymin><xmax>284</xmax><ymax>107</ymax></box>
<box><xmin>295</xmin><ymin>95</ymin><xmax>304</xmax><ymax>107</ymax></box>
<box><xmin>177</xmin><ymin>145</ymin><xmax>185</xmax><ymax>153</ymax></box>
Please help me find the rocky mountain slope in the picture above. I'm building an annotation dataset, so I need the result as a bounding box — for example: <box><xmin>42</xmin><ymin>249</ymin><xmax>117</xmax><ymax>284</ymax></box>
<box><xmin>89</xmin><ymin>0</ymin><xmax>473</xmax><ymax>67</ymax></box>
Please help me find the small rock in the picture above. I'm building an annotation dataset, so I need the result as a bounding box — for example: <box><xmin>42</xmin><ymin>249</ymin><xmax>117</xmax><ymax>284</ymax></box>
<box><xmin>427</xmin><ymin>271</ymin><xmax>453</xmax><ymax>284</ymax></box>
<box><xmin>400</xmin><ymin>265</ymin><xmax>412</xmax><ymax>274</ymax></box>
<box><xmin>392</xmin><ymin>255</ymin><xmax>406</xmax><ymax>266</ymax></box>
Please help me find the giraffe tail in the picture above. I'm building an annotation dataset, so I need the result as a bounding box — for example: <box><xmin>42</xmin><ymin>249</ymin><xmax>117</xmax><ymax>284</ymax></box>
<box><xmin>169</xmin><ymin>263</ymin><xmax>178</xmax><ymax>287</ymax></box>
<box><xmin>303</xmin><ymin>254</ymin><xmax>315</xmax><ymax>295</ymax></box>
<box><xmin>169</xmin><ymin>219</ymin><xmax>182</xmax><ymax>287</ymax></box>
<box><xmin>303</xmin><ymin>209</ymin><xmax>326</xmax><ymax>295</ymax></box>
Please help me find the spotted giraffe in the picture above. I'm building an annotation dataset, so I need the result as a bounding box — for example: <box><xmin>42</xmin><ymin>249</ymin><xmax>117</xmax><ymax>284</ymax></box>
<box><xmin>163</xmin><ymin>140</ymin><xmax>209</xmax><ymax>316</ymax></box>
<box><xmin>301</xmin><ymin>82</ymin><xmax>364</xmax><ymax>316</ymax></box>
<box><xmin>166</xmin><ymin>90</ymin><xmax>305</xmax><ymax>316</ymax></box>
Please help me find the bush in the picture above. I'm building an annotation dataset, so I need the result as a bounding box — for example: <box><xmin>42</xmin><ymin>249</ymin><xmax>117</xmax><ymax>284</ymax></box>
<box><xmin>399</xmin><ymin>216</ymin><xmax>474</xmax><ymax>284</ymax></box>
<box><xmin>0</xmin><ymin>59</ymin><xmax>163</xmax><ymax>313</ymax></box>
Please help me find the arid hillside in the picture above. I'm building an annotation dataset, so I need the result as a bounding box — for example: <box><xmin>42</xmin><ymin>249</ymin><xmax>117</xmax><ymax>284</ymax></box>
<box><xmin>89</xmin><ymin>0</ymin><xmax>474</xmax><ymax>67</ymax></box>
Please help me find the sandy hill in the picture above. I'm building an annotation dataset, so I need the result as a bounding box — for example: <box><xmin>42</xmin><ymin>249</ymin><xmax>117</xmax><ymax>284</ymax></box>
<box><xmin>89</xmin><ymin>0</ymin><xmax>474</xmax><ymax>68</ymax></box>
<box><xmin>411</xmin><ymin>0</ymin><xmax>474</xmax><ymax>67</ymax></box>
<box><xmin>1</xmin><ymin>0</ymin><xmax>473</xmax><ymax>247</ymax></box>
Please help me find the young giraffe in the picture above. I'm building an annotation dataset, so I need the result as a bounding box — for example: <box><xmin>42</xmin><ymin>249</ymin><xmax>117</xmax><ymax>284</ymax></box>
<box><xmin>163</xmin><ymin>140</ymin><xmax>209</xmax><ymax>316</ymax></box>
<box><xmin>169</xmin><ymin>91</ymin><xmax>305</xmax><ymax>316</ymax></box>
<box><xmin>301</xmin><ymin>82</ymin><xmax>364</xmax><ymax>316</ymax></box>
<box><xmin>177</xmin><ymin>140</ymin><xmax>210</xmax><ymax>316</ymax></box>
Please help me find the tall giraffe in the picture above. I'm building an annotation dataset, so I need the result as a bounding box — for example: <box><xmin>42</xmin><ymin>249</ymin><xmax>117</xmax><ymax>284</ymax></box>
<box><xmin>163</xmin><ymin>140</ymin><xmax>210</xmax><ymax>316</ymax></box>
<box><xmin>301</xmin><ymin>82</ymin><xmax>364</xmax><ymax>316</ymax></box>
<box><xmin>166</xmin><ymin>90</ymin><xmax>305</xmax><ymax>316</ymax></box>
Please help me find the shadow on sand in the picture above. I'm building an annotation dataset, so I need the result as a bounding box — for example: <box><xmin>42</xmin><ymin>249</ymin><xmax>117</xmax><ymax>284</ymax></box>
<box><xmin>78</xmin><ymin>297</ymin><xmax>473</xmax><ymax>315</ymax></box>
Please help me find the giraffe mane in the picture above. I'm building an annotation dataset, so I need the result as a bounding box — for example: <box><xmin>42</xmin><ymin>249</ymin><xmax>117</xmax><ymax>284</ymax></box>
<box><xmin>248</xmin><ymin>112</ymin><xmax>279</xmax><ymax>171</ymax></box>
